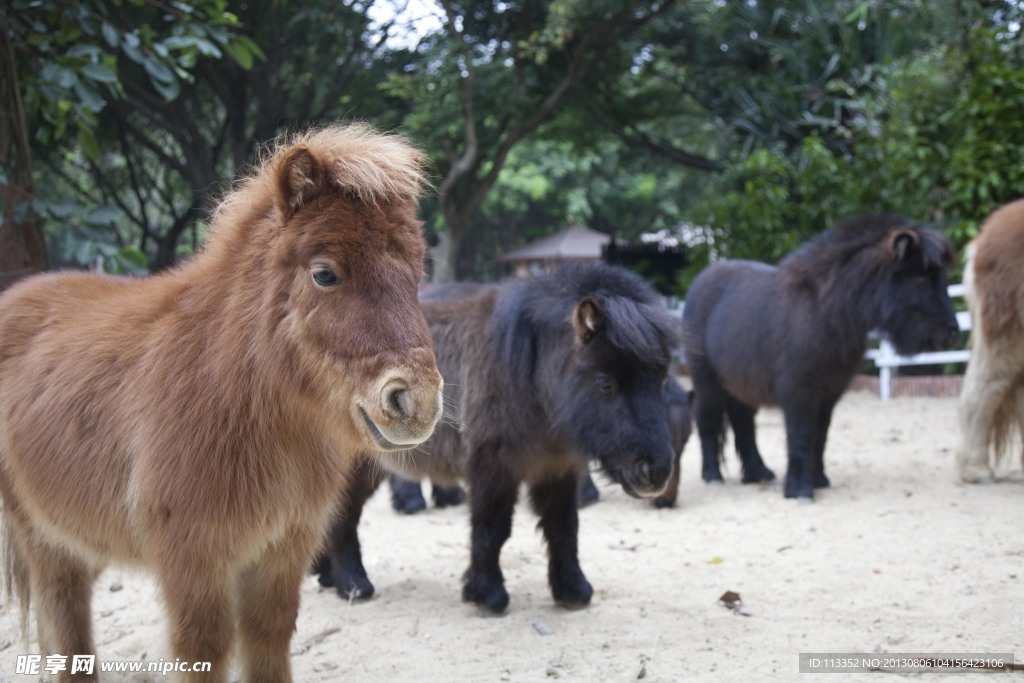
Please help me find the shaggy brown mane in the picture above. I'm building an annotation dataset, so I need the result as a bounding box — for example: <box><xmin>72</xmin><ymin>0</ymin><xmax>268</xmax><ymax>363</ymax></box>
<box><xmin>208</xmin><ymin>124</ymin><xmax>430</xmax><ymax>253</ymax></box>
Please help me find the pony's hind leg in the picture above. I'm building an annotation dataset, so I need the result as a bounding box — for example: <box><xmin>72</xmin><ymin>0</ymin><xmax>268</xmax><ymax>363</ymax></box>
<box><xmin>957</xmin><ymin>346</ymin><xmax>1015</xmax><ymax>483</ymax></box>
<box><xmin>725</xmin><ymin>396</ymin><xmax>774</xmax><ymax>483</ymax></box>
<box><xmin>317</xmin><ymin>459</ymin><xmax>384</xmax><ymax>600</ymax></box>
<box><xmin>529</xmin><ymin>470</ymin><xmax>593</xmax><ymax>609</ymax></box>
<box><xmin>23</xmin><ymin>538</ymin><xmax>101</xmax><ymax>680</ymax></box>
<box><xmin>692</xmin><ymin>382</ymin><xmax>727</xmax><ymax>483</ymax></box>
<box><xmin>235</xmin><ymin>527</ymin><xmax>319</xmax><ymax>683</ymax></box>
<box><xmin>810</xmin><ymin>398</ymin><xmax>838</xmax><ymax>489</ymax></box>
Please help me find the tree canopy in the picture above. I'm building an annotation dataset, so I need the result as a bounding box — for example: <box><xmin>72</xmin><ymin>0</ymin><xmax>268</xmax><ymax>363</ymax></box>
<box><xmin>3</xmin><ymin>0</ymin><xmax>1021</xmax><ymax>291</ymax></box>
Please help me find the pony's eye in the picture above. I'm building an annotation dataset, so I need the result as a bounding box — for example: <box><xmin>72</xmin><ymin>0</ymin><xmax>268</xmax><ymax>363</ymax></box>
<box><xmin>595</xmin><ymin>374</ymin><xmax>615</xmax><ymax>394</ymax></box>
<box><xmin>311</xmin><ymin>265</ymin><xmax>340</xmax><ymax>288</ymax></box>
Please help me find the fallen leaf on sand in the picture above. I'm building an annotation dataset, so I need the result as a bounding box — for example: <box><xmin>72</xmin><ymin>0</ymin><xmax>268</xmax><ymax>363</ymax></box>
<box><xmin>706</xmin><ymin>556</ymin><xmax>723</xmax><ymax>565</ymax></box>
<box><xmin>718</xmin><ymin>590</ymin><xmax>752</xmax><ymax>617</ymax></box>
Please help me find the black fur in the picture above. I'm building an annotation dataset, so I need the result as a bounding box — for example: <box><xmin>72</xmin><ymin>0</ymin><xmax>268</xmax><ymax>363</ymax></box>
<box><xmin>317</xmin><ymin>262</ymin><xmax>679</xmax><ymax>611</ymax></box>
<box><xmin>682</xmin><ymin>215</ymin><xmax>958</xmax><ymax>500</ymax></box>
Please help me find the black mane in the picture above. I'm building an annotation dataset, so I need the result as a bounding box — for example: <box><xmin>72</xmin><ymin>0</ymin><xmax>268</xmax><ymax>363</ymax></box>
<box><xmin>784</xmin><ymin>214</ymin><xmax>952</xmax><ymax>280</ymax></box>
<box><xmin>491</xmin><ymin>262</ymin><xmax>678</xmax><ymax>390</ymax></box>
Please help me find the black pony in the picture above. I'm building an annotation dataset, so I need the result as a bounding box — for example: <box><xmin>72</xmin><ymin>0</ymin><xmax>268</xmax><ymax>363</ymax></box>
<box><xmin>682</xmin><ymin>215</ymin><xmax>958</xmax><ymax>500</ymax></box>
<box><xmin>317</xmin><ymin>263</ymin><xmax>679</xmax><ymax>611</ymax></box>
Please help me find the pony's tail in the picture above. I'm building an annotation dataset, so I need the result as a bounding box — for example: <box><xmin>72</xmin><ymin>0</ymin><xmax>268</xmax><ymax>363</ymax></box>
<box><xmin>989</xmin><ymin>391</ymin><xmax>1018</xmax><ymax>474</ymax></box>
<box><xmin>963</xmin><ymin>239</ymin><xmax>1019</xmax><ymax>475</ymax></box>
<box><xmin>2</xmin><ymin>517</ymin><xmax>31</xmax><ymax>639</ymax></box>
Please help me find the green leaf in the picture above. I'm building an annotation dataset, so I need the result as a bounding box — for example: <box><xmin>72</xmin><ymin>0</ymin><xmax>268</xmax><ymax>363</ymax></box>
<box><xmin>150</xmin><ymin>74</ymin><xmax>181</xmax><ymax>101</ymax></box>
<box><xmin>75</xmin><ymin>239</ymin><xmax>94</xmax><ymax>266</ymax></box>
<box><xmin>234</xmin><ymin>34</ymin><xmax>264</xmax><ymax>60</ymax></box>
<box><xmin>77</xmin><ymin>127</ymin><xmax>100</xmax><ymax>160</ymax></box>
<box><xmin>86</xmin><ymin>206</ymin><xmax>124</xmax><ymax>224</ymax></box>
<box><xmin>101</xmin><ymin>22</ymin><xmax>120</xmax><ymax>48</ymax></box>
<box><xmin>72</xmin><ymin>78</ymin><xmax>106</xmax><ymax>112</ymax></box>
<box><xmin>67</xmin><ymin>44</ymin><xmax>103</xmax><ymax>59</ymax></box>
<box><xmin>82</xmin><ymin>62</ymin><xmax>118</xmax><ymax>84</ymax></box>
<box><xmin>143</xmin><ymin>57</ymin><xmax>176</xmax><ymax>83</ymax></box>
<box><xmin>116</xmin><ymin>247</ymin><xmax>149</xmax><ymax>273</ymax></box>
<box><xmin>224</xmin><ymin>40</ymin><xmax>253</xmax><ymax>70</ymax></box>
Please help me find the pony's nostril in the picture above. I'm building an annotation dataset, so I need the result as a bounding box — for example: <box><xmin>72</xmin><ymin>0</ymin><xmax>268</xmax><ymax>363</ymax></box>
<box><xmin>633</xmin><ymin>460</ymin><xmax>651</xmax><ymax>486</ymax></box>
<box><xmin>382</xmin><ymin>382</ymin><xmax>414</xmax><ymax>422</ymax></box>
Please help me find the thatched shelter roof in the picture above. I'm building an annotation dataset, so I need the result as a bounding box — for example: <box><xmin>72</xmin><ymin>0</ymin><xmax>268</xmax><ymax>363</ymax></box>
<box><xmin>497</xmin><ymin>226</ymin><xmax>611</xmax><ymax>263</ymax></box>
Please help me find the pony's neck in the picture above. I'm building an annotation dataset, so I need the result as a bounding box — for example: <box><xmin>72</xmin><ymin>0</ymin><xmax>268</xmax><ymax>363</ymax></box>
<box><xmin>802</xmin><ymin>263</ymin><xmax>880</xmax><ymax>362</ymax></box>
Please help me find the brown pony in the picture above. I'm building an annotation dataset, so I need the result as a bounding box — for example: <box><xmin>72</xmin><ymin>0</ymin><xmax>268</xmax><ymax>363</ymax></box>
<box><xmin>0</xmin><ymin>124</ymin><xmax>443</xmax><ymax>682</ymax></box>
<box><xmin>958</xmin><ymin>198</ymin><xmax>1024</xmax><ymax>482</ymax></box>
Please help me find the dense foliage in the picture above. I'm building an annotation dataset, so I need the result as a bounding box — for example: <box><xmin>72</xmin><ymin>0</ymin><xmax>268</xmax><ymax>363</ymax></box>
<box><xmin>2</xmin><ymin>0</ymin><xmax>1022</xmax><ymax>291</ymax></box>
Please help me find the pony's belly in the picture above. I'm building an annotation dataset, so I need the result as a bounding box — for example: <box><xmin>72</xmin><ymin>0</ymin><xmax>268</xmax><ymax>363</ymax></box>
<box><xmin>16</xmin><ymin>488</ymin><xmax>143</xmax><ymax>565</ymax></box>
<box><xmin>378</xmin><ymin>450</ymin><xmax>461</xmax><ymax>485</ymax></box>
<box><xmin>721</xmin><ymin>376</ymin><xmax>777</xmax><ymax>409</ymax></box>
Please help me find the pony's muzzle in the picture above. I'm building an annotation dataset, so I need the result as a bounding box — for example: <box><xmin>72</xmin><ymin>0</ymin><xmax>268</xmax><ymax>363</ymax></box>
<box><xmin>363</xmin><ymin>374</ymin><xmax>444</xmax><ymax>451</ymax></box>
<box><xmin>623</xmin><ymin>456</ymin><xmax>672</xmax><ymax>499</ymax></box>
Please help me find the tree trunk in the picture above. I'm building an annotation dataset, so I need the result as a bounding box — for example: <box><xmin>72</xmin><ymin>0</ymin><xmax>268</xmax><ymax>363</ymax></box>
<box><xmin>428</xmin><ymin>230</ymin><xmax>461</xmax><ymax>284</ymax></box>
<box><xmin>0</xmin><ymin>28</ymin><xmax>47</xmax><ymax>291</ymax></box>
<box><xmin>0</xmin><ymin>183</ymin><xmax>46</xmax><ymax>290</ymax></box>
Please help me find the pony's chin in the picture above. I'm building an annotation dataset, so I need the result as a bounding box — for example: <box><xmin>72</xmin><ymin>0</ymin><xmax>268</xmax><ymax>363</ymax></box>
<box><xmin>358</xmin><ymin>408</ymin><xmax>421</xmax><ymax>452</ymax></box>
<box><xmin>612</xmin><ymin>473</ymin><xmax>668</xmax><ymax>500</ymax></box>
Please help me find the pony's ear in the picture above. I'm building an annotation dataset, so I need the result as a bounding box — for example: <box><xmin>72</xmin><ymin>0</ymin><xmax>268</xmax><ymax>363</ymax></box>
<box><xmin>275</xmin><ymin>146</ymin><xmax>323</xmax><ymax>215</ymax></box>
<box><xmin>889</xmin><ymin>228</ymin><xmax>920</xmax><ymax>262</ymax></box>
<box><xmin>572</xmin><ymin>297</ymin><xmax>605</xmax><ymax>343</ymax></box>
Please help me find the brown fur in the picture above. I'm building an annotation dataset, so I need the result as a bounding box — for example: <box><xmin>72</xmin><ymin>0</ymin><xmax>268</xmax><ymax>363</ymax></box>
<box><xmin>0</xmin><ymin>124</ymin><xmax>443</xmax><ymax>682</ymax></box>
<box><xmin>958</xmin><ymin>198</ymin><xmax>1024</xmax><ymax>482</ymax></box>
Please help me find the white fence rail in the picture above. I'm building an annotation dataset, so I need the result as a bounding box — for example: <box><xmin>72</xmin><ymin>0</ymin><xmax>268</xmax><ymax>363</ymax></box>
<box><xmin>864</xmin><ymin>284</ymin><xmax>970</xmax><ymax>400</ymax></box>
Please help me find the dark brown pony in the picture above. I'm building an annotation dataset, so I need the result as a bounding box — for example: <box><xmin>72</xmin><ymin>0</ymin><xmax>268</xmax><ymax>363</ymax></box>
<box><xmin>317</xmin><ymin>263</ymin><xmax>679</xmax><ymax>612</ymax></box>
<box><xmin>0</xmin><ymin>124</ymin><xmax>442</xmax><ymax>682</ymax></box>
<box><xmin>683</xmin><ymin>216</ymin><xmax>958</xmax><ymax>501</ymax></box>
<box><xmin>958</xmin><ymin>198</ymin><xmax>1024</xmax><ymax>482</ymax></box>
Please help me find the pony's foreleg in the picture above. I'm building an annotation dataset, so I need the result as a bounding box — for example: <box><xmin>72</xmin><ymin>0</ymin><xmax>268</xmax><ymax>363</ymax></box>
<box><xmin>235</xmin><ymin>527</ymin><xmax>320</xmax><ymax>683</ymax></box>
<box><xmin>725</xmin><ymin>396</ymin><xmax>774</xmax><ymax>483</ymax></box>
<box><xmin>654</xmin><ymin>396</ymin><xmax>694</xmax><ymax>508</ymax></box>
<box><xmin>157</xmin><ymin>558</ymin><xmax>234</xmax><ymax>683</ymax></box>
<box><xmin>957</xmin><ymin>345</ymin><xmax>1014</xmax><ymax>483</ymax></box>
<box><xmin>24</xmin><ymin>538</ymin><xmax>100</xmax><ymax>681</ymax></box>
<box><xmin>462</xmin><ymin>453</ymin><xmax>518</xmax><ymax>613</ymax></box>
<box><xmin>782</xmin><ymin>405</ymin><xmax>818</xmax><ymax>501</ymax></box>
<box><xmin>529</xmin><ymin>470</ymin><xmax>593</xmax><ymax>609</ymax></box>
<box><xmin>316</xmin><ymin>459</ymin><xmax>384</xmax><ymax>600</ymax></box>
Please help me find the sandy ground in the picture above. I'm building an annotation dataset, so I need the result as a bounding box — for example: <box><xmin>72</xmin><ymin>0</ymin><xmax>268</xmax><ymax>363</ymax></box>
<box><xmin>1</xmin><ymin>389</ymin><xmax>1022</xmax><ymax>682</ymax></box>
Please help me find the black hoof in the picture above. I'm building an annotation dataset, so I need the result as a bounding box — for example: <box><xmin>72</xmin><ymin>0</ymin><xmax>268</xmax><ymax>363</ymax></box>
<box><xmin>783</xmin><ymin>482</ymin><xmax>814</xmax><ymax>500</ymax></box>
<box><xmin>462</xmin><ymin>574</ymin><xmax>509</xmax><ymax>613</ymax></box>
<box><xmin>431</xmin><ymin>484</ymin><xmax>466</xmax><ymax>508</ymax></box>
<box><xmin>813</xmin><ymin>472</ymin><xmax>831</xmax><ymax>489</ymax></box>
<box><xmin>702</xmin><ymin>472</ymin><xmax>725</xmax><ymax>484</ymax></box>
<box><xmin>741</xmin><ymin>465</ymin><xmax>776</xmax><ymax>483</ymax></box>
<box><xmin>652</xmin><ymin>494</ymin><xmax>677</xmax><ymax>509</ymax></box>
<box><xmin>336</xmin><ymin>573</ymin><xmax>375</xmax><ymax>601</ymax></box>
<box><xmin>390</xmin><ymin>478</ymin><xmax>428</xmax><ymax>515</ymax></box>
<box><xmin>552</xmin><ymin>578</ymin><xmax>593</xmax><ymax>609</ymax></box>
